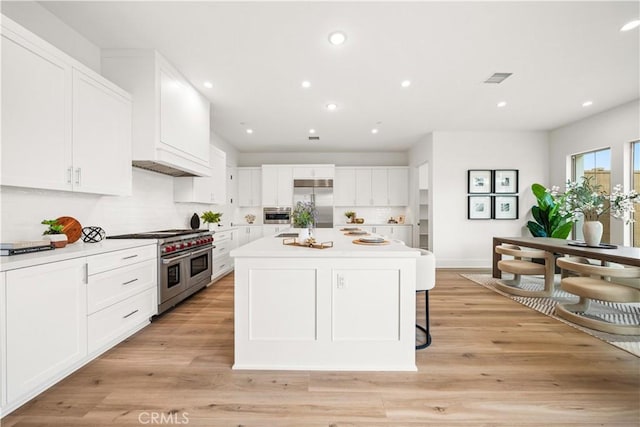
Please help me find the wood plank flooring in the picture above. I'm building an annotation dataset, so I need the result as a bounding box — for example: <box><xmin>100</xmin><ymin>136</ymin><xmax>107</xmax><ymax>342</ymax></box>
<box><xmin>3</xmin><ymin>270</ymin><xmax>639</xmax><ymax>426</ymax></box>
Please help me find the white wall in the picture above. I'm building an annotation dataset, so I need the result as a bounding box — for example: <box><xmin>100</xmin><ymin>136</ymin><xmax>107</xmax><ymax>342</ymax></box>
<box><xmin>1</xmin><ymin>1</ymin><xmax>101</xmax><ymax>73</ymax></box>
<box><xmin>409</xmin><ymin>131</ymin><xmax>549</xmax><ymax>268</ymax></box>
<box><xmin>549</xmin><ymin>100</ymin><xmax>640</xmax><ymax>245</ymax></box>
<box><xmin>238</xmin><ymin>151</ymin><xmax>408</xmax><ymax>167</ymax></box>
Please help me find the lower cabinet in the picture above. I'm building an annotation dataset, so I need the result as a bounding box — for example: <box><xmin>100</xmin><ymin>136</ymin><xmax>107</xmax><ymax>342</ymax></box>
<box><xmin>5</xmin><ymin>258</ymin><xmax>87</xmax><ymax>405</ymax></box>
<box><xmin>350</xmin><ymin>225</ymin><xmax>413</xmax><ymax>246</ymax></box>
<box><xmin>238</xmin><ymin>226</ymin><xmax>263</xmax><ymax>246</ymax></box>
<box><xmin>212</xmin><ymin>228</ymin><xmax>238</xmax><ymax>280</ymax></box>
<box><xmin>1</xmin><ymin>244</ymin><xmax>157</xmax><ymax>417</ymax></box>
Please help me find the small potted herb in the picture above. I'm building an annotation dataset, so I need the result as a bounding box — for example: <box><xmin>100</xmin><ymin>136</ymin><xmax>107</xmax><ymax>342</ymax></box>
<box><xmin>292</xmin><ymin>201</ymin><xmax>318</xmax><ymax>242</ymax></box>
<box><xmin>41</xmin><ymin>219</ymin><xmax>68</xmax><ymax>248</ymax></box>
<box><xmin>344</xmin><ymin>211</ymin><xmax>356</xmax><ymax>224</ymax></box>
<box><xmin>201</xmin><ymin>211</ymin><xmax>223</xmax><ymax>230</ymax></box>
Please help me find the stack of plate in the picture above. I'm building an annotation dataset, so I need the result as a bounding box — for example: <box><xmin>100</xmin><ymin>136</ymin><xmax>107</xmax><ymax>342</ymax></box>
<box><xmin>358</xmin><ymin>236</ymin><xmax>385</xmax><ymax>243</ymax></box>
<box><xmin>347</xmin><ymin>230</ymin><xmax>368</xmax><ymax>235</ymax></box>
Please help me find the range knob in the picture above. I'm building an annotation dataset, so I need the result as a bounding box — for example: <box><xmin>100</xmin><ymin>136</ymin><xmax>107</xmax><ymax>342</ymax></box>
<box><xmin>187</xmin><ymin>242</ymin><xmax>193</xmax><ymax>247</ymax></box>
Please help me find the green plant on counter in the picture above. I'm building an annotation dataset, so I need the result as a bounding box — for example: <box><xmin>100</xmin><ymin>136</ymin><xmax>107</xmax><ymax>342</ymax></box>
<box><xmin>41</xmin><ymin>219</ymin><xmax>64</xmax><ymax>235</ymax></box>
<box><xmin>526</xmin><ymin>183</ymin><xmax>573</xmax><ymax>238</ymax></box>
<box><xmin>293</xmin><ymin>201</ymin><xmax>317</xmax><ymax>228</ymax></box>
<box><xmin>201</xmin><ymin>211</ymin><xmax>222</xmax><ymax>224</ymax></box>
<box><xmin>344</xmin><ymin>211</ymin><xmax>355</xmax><ymax>220</ymax></box>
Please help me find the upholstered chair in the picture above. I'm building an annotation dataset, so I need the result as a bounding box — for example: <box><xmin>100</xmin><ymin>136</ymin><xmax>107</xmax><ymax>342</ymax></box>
<box><xmin>555</xmin><ymin>257</ymin><xmax>640</xmax><ymax>335</ymax></box>
<box><xmin>494</xmin><ymin>244</ymin><xmax>555</xmax><ymax>297</ymax></box>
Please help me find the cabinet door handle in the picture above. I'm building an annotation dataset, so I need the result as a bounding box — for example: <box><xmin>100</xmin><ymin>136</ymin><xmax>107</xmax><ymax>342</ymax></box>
<box><xmin>75</xmin><ymin>168</ymin><xmax>81</xmax><ymax>185</ymax></box>
<box><xmin>122</xmin><ymin>254</ymin><xmax>138</xmax><ymax>260</ymax></box>
<box><xmin>67</xmin><ymin>167</ymin><xmax>73</xmax><ymax>184</ymax></box>
<box><xmin>122</xmin><ymin>278</ymin><xmax>139</xmax><ymax>286</ymax></box>
<box><xmin>123</xmin><ymin>309</ymin><xmax>139</xmax><ymax>319</ymax></box>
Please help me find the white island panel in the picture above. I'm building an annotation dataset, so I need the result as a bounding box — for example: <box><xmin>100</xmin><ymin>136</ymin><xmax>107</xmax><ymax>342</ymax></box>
<box><xmin>232</xmin><ymin>229</ymin><xmax>419</xmax><ymax>371</ymax></box>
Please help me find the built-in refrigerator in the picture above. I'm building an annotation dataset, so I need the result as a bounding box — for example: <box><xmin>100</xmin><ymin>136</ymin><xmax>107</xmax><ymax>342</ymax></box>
<box><xmin>293</xmin><ymin>179</ymin><xmax>334</xmax><ymax>228</ymax></box>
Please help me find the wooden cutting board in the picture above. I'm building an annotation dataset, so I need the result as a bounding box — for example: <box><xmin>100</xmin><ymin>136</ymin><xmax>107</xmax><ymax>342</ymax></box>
<box><xmin>56</xmin><ymin>216</ymin><xmax>82</xmax><ymax>243</ymax></box>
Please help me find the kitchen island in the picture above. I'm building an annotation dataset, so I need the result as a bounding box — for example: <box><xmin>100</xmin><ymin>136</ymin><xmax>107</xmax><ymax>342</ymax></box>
<box><xmin>229</xmin><ymin>228</ymin><xmax>421</xmax><ymax>371</ymax></box>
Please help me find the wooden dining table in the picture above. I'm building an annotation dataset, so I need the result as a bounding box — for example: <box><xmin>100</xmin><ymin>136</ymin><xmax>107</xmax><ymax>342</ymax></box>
<box><xmin>492</xmin><ymin>236</ymin><xmax>640</xmax><ymax>278</ymax></box>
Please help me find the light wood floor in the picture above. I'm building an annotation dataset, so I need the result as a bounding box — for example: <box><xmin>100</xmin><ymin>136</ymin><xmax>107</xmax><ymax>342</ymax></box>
<box><xmin>3</xmin><ymin>270</ymin><xmax>639</xmax><ymax>426</ymax></box>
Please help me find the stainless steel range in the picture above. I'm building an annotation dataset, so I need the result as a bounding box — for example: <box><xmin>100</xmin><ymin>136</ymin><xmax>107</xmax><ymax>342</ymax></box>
<box><xmin>108</xmin><ymin>229</ymin><xmax>215</xmax><ymax>315</ymax></box>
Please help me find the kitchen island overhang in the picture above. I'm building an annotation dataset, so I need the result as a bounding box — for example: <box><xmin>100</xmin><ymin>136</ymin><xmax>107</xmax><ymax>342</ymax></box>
<box><xmin>230</xmin><ymin>229</ymin><xmax>421</xmax><ymax>371</ymax></box>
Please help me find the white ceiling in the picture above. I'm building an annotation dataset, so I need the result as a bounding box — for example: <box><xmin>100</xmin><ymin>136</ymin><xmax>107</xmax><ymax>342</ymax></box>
<box><xmin>38</xmin><ymin>1</ymin><xmax>639</xmax><ymax>153</ymax></box>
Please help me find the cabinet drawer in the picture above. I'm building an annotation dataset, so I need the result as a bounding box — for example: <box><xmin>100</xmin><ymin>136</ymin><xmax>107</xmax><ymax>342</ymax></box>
<box><xmin>214</xmin><ymin>230</ymin><xmax>231</xmax><ymax>242</ymax></box>
<box><xmin>87</xmin><ymin>259</ymin><xmax>156</xmax><ymax>314</ymax></box>
<box><xmin>213</xmin><ymin>255</ymin><xmax>232</xmax><ymax>275</ymax></box>
<box><xmin>88</xmin><ymin>245</ymin><xmax>156</xmax><ymax>275</ymax></box>
<box><xmin>88</xmin><ymin>288</ymin><xmax>155</xmax><ymax>354</ymax></box>
<box><xmin>213</xmin><ymin>241</ymin><xmax>231</xmax><ymax>258</ymax></box>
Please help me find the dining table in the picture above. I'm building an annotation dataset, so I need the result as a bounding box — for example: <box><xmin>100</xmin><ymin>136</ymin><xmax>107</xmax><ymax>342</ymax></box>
<box><xmin>492</xmin><ymin>236</ymin><xmax>640</xmax><ymax>278</ymax></box>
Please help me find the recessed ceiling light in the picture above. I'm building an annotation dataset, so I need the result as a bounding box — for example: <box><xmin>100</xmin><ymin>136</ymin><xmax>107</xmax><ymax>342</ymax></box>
<box><xmin>371</xmin><ymin>129</ymin><xmax>379</xmax><ymax>134</ymax></box>
<box><xmin>328</xmin><ymin>31</ymin><xmax>347</xmax><ymax>45</ymax></box>
<box><xmin>309</xmin><ymin>129</ymin><xmax>316</xmax><ymax>134</ymax></box>
<box><xmin>401</xmin><ymin>80</ymin><xmax>411</xmax><ymax>88</ymax></box>
<box><xmin>246</xmin><ymin>129</ymin><xmax>253</xmax><ymax>134</ymax></box>
<box><xmin>497</xmin><ymin>101</ymin><xmax>507</xmax><ymax>108</ymax></box>
<box><xmin>326</xmin><ymin>103</ymin><xmax>337</xmax><ymax>111</ymax></box>
<box><xmin>620</xmin><ymin>19</ymin><xmax>640</xmax><ymax>32</ymax></box>
<box><xmin>582</xmin><ymin>101</ymin><xmax>593</xmax><ymax>107</ymax></box>
<box><xmin>203</xmin><ymin>81</ymin><xmax>213</xmax><ymax>89</ymax></box>
<box><xmin>301</xmin><ymin>80</ymin><xmax>311</xmax><ymax>88</ymax></box>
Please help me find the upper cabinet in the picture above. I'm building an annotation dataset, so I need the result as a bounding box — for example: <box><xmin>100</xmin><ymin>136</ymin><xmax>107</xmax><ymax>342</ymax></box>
<box><xmin>262</xmin><ymin>165</ymin><xmax>293</xmax><ymax>207</ymax></box>
<box><xmin>238</xmin><ymin>167</ymin><xmax>262</xmax><ymax>207</ymax></box>
<box><xmin>174</xmin><ymin>145</ymin><xmax>226</xmax><ymax>204</ymax></box>
<box><xmin>335</xmin><ymin>167</ymin><xmax>409</xmax><ymax>207</ymax></box>
<box><xmin>1</xmin><ymin>17</ymin><xmax>132</xmax><ymax>196</ymax></box>
<box><xmin>102</xmin><ymin>49</ymin><xmax>210</xmax><ymax>177</ymax></box>
<box><xmin>292</xmin><ymin>165</ymin><xmax>335</xmax><ymax>179</ymax></box>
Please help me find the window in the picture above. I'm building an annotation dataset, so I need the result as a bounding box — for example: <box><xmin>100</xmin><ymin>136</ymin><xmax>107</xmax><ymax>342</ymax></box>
<box><xmin>633</xmin><ymin>141</ymin><xmax>640</xmax><ymax>247</ymax></box>
<box><xmin>572</xmin><ymin>148</ymin><xmax>611</xmax><ymax>242</ymax></box>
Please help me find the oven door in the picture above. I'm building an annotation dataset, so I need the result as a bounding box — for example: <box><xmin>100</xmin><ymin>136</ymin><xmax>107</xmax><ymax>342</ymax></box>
<box><xmin>188</xmin><ymin>246</ymin><xmax>213</xmax><ymax>288</ymax></box>
<box><xmin>160</xmin><ymin>252</ymin><xmax>189</xmax><ymax>303</ymax></box>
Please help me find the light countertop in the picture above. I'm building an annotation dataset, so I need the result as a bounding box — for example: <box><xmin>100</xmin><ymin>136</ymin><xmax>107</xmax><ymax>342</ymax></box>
<box><xmin>231</xmin><ymin>228</ymin><xmax>419</xmax><ymax>258</ymax></box>
<box><xmin>0</xmin><ymin>239</ymin><xmax>157</xmax><ymax>272</ymax></box>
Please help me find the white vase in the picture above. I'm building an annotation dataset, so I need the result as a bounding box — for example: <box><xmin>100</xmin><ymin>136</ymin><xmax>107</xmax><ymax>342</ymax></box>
<box><xmin>582</xmin><ymin>220</ymin><xmax>603</xmax><ymax>246</ymax></box>
<box><xmin>298</xmin><ymin>227</ymin><xmax>311</xmax><ymax>242</ymax></box>
<box><xmin>44</xmin><ymin>233</ymin><xmax>68</xmax><ymax>248</ymax></box>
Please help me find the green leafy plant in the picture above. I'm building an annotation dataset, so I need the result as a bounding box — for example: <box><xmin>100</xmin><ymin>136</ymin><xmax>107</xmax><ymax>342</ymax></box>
<box><xmin>41</xmin><ymin>219</ymin><xmax>64</xmax><ymax>235</ymax></box>
<box><xmin>526</xmin><ymin>184</ymin><xmax>573</xmax><ymax>238</ymax></box>
<box><xmin>292</xmin><ymin>201</ymin><xmax>317</xmax><ymax>228</ymax></box>
<box><xmin>561</xmin><ymin>176</ymin><xmax>639</xmax><ymax>223</ymax></box>
<box><xmin>344</xmin><ymin>211</ymin><xmax>355</xmax><ymax>220</ymax></box>
<box><xmin>201</xmin><ymin>211</ymin><xmax>222</xmax><ymax>224</ymax></box>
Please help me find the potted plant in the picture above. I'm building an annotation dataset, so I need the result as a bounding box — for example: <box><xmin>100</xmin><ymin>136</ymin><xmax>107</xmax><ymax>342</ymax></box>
<box><xmin>344</xmin><ymin>211</ymin><xmax>356</xmax><ymax>224</ymax></box>
<box><xmin>41</xmin><ymin>219</ymin><xmax>68</xmax><ymax>248</ymax></box>
<box><xmin>527</xmin><ymin>183</ymin><xmax>573</xmax><ymax>239</ymax></box>
<box><xmin>201</xmin><ymin>211</ymin><xmax>223</xmax><ymax>230</ymax></box>
<box><xmin>558</xmin><ymin>176</ymin><xmax>639</xmax><ymax>246</ymax></box>
<box><xmin>292</xmin><ymin>201</ymin><xmax>317</xmax><ymax>241</ymax></box>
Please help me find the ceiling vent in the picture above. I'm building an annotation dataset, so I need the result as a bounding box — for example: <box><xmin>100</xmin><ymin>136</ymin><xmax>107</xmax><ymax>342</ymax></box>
<box><xmin>484</xmin><ymin>72</ymin><xmax>513</xmax><ymax>84</ymax></box>
<box><xmin>308</xmin><ymin>136</ymin><xmax>320</xmax><ymax>141</ymax></box>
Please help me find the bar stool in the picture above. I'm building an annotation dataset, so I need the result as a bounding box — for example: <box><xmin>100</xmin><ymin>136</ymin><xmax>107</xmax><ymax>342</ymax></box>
<box><xmin>555</xmin><ymin>257</ymin><xmax>640</xmax><ymax>335</ymax></box>
<box><xmin>416</xmin><ymin>249</ymin><xmax>436</xmax><ymax>349</ymax></box>
<box><xmin>495</xmin><ymin>244</ymin><xmax>555</xmax><ymax>297</ymax></box>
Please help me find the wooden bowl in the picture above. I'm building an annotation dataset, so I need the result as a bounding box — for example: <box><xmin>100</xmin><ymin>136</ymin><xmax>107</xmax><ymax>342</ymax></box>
<box><xmin>354</xmin><ymin>218</ymin><xmax>365</xmax><ymax>224</ymax></box>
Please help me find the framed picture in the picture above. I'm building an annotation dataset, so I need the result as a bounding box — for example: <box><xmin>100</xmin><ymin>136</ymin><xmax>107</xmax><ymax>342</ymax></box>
<box><xmin>493</xmin><ymin>169</ymin><xmax>518</xmax><ymax>194</ymax></box>
<box><xmin>468</xmin><ymin>170</ymin><xmax>492</xmax><ymax>194</ymax></box>
<box><xmin>468</xmin><ymin>196</ymin><xmax>492</xmax><ymax>219</ymax></box>
<box><xmin>493</xmin><ymin>196</ymin><xmax>519</xmax><ymax>219</ymax></box>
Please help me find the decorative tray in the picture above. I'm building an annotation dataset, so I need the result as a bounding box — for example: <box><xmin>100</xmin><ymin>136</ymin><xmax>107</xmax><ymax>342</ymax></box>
<box><xmin>283</xmin><ymin>238</ymin><xmax>334</xmax><ymax>249</ymax></box>
<box><xmin>567</xmin><ymin>241</ymin><xmax>618</xmax><ymax>249</ymax></box>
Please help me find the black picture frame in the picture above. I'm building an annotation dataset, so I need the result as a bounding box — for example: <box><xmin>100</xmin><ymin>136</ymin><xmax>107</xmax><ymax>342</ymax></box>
<box><xmin>468</xmin><ymin>170</ymin><xmax>492</xmax><ymax>194</ymax></box>
<box><xmin>493</xmin><ymin>169</ymin><xmax>519</xmax><ymax>194</ymax></box>
<box><xmin>493</xmin><ymin>196</ymin><xmax>519</xmax><ymax>220</ymax></box>
<box><xmin>468</xmin><ymin>196</ymin><xmax>492</xmax><ymax>219</ymax></box>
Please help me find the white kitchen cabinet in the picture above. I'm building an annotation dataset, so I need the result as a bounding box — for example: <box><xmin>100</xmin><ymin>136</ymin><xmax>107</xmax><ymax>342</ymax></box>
<box><xmin>227</xmin><ymin>166</ymin><xmax>238</xmax><ymax>207</ymax></box>
<box><xmin>102</xmin><ymin>49</ymin><xmax>210</xmax><ymax>176</ymax></box>
<box><xmin>1</xmin><ymin>17</ymin><xmax>132</xmax><ymax>196</ymax></box>
<box><xmin>0</xmin><ymin>272</ymin><xmax>6</xmax><ymax>409</ymax></box>
<box><xmin>388</xmin><ymin>168</ymin><xmax>409</xmax><ymax>206</ymax></box>
<box><xmin>238</xmin><ymin>226</ymin><xmax>263</xmax><ymax>246</ymax></box>
<box><xmin>292</xmin><ymin>165</ymin><xmax>335</xmax><ymax>179</ymax></box>
<box><xmin>72</xmin><ymin>69</ymin><xmax>132</xmax><ymax>196</ymax></box>
<box><xmin>262</xmin><ymin>166</ymin><xmax>293</xmax><ymax>207</ymax></box>
<box><xmin>212</xmin><ymin>228</ymin><xmax>239</xmax><ymax>280</ymax></box>
<box><xmin>358</xmin><ymin>225</ymin><xmax>412</xmax><ymax>246</ymax></box>
<box><xmin>174</xmin><ymin>145</ymin><xmax>227</xmax><ymax>204</ymax></box>
<box><xmin>5</xmin><ymin>258</ymin><xmax>87</xmax><ymax>404</ymax></box>
<box><xmin>334</xmin><ymin>168</ymin><xmax>356</xmax><ymax>206</ymax></box>
<box><xmin>355</xmin><ymin>169</ymin><xmax>374</xmax><ymax>206</ymax></box>
<box><xmin>238</xmin><ymin>167</ymin><xmax>262</xmax><ymax>207</ymax></box>
<box><xmin>371</xmin><ymin>169</ymin><xmax>388</xmax><ymax>205</ymax></box>
<box><xmin>262</xmin><ymin>225</ymin><xmax>288</xmax><ymax>237</ymax></box>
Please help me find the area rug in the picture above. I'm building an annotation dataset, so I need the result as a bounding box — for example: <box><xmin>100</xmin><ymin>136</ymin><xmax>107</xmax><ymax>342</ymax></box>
<box><xmin>461</xmin><ymin>273</ymin><xmax>640</xmax><ymax>357</ymax></box>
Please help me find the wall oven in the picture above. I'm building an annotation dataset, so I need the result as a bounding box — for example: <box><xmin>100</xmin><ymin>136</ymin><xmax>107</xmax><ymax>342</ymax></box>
<box><xmin>264</xmin><ymin>207</ymin><xmax>291</xmax><ymax>224</ymax></box>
